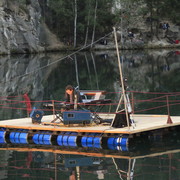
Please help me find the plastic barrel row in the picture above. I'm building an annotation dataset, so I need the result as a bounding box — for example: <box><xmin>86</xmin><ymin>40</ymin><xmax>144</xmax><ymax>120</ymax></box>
<box><xmin>33</xmin><ymin>133</ymin><xmax>52</xmax><ymax>145</ymax></box>
<box><xmin>81</xmin><ymin>133</ymin><xmax>102</xmax><ymax>148</ymax></box>
<box><xmin>107</xmin><ymin>136</ymin><xmax>128</xmax><ymax>151</ymax></box>
<box><xmin>9</xmin><ymin>131</ymin><xmax>28</xmax><ymax>144</ymax></box>
<box><xmin>0</xmin><ymin>129</ymin><xmax>129</xmax><ymax>151</ymax></box>
<box><xmin>57</xmin><ymin>132</ymin><xmax>78</xmax><ymax>147</ymax></box>
<box><xmin>0</xmin><ymin>131</ymin><xmax>6</xmax><ymax>144</ymax></box>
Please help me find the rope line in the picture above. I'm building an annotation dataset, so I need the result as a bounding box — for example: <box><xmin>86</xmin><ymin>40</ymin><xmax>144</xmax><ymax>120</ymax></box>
<box><xmin>108</xmin><ymin>91</ymin><xmax>180</xmax><ymax>95</ymax></box>
<box><xmin>1</xmin><ymin>101</ymin><xmax>180</xmax><ymax>115</ymax></box>
<box><xmin>0</xmin><ymin>92</ymin><xmax>179</xmax><ymax>117</ymax></box>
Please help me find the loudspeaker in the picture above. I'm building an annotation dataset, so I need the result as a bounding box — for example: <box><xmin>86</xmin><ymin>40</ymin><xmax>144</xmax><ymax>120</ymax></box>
<box><xmin>112</xmin><ymin>111</ymin><xmax>130</xmax><ymax>128</ymax></box>
<box><xmin>30</xmin><ymin>107</ymin><xmax>44</xmax><ymax>124</ymax></box>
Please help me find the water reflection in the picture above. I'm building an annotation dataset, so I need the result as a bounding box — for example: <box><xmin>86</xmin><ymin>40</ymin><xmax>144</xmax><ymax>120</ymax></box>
<box><xmin>0</xmin><ymin>127</ymin><xmax>179</xmax><ymax>179</ymax></box>
<box><xmin>0</xmin><ymin>49</ymin><xmax>180</xmax><ymax>120</ymax></box>
<box><xmin>0</xmin><ymin>50</ymin><xmax>179</xmax><ymax>97</ymax></box>
<box><xmin>0</xmin><ymin>142</ymin><xmax>179</xmax><ymax>180</ymax></box>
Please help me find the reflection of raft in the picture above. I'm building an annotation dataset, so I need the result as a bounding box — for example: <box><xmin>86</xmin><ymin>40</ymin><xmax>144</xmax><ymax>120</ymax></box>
<box><xmin>1</xmin><ymin>138</ymin><xmax>179</xmax><ymax>180</ymax></box>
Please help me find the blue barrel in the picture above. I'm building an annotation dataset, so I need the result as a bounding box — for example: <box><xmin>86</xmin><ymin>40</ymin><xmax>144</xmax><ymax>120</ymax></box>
<box><xmin>107</xmin><ymin>137</ymin><xmax>115</xmax><ymax>145</ymax></box>
<box><xmin>81</xmin><ymin>133</ymin><xmax>101</xmax><ymax>148</ymax></box>
<box><xmin>33</xmin><ymin>134</ymin><xmax>39</xmax><ymax>144</ymax></box>
<box><xmin>115</xmin><ymin>137</ymin><xmax>128</xmax><ymax>146</ymax></box>
<box><xmin>81</xmin><ymin>133</ymin><xmax>92</xmax><ymax>147</ymax></box>
<box><xmin>81</xmin><ymin>136</ymin><xmax>88</xmax><ymax>147</ymax></box>
<box><xmin>19</xmin><ymin>132</ymin><xmax>28</xmax><ymax>144</ymax></box>
<box><xmin>43</xmin><ymin>134</ymin><xmax>51</xmax><ymax>145</ymax></box>
<box><xmin>93</xmin><ymin>136</ymin><xmax>102</xmax><ymax>148</ymax></box>
<box><xmin>86</xmin><ymin>136</ymin><xmax>94</xmax><ymax>147</ymax></box>
<box><xmin>57</xmin><ymin>134</ymin><xmax>64</xmax><ymax>146</ymax></box>
<box><xmin>38</xmin><ymin>134</ymin><xmax>44</xmax><ymax>145</ymax></box>
<box><xmin>107</xmin><ymin>136</ymin><xmax>128</xmax><ymax>151</ymax></box>
<box><xmin>57</xmin><ymin>132</ymin><xmax>77</xmax><ymax>147</ymax></box>
<box><xmin>88</xmin><ymin>133</ymin><xmax>100</xmax><ymax>148</ymax></box>
<box><xmin>67</xmin><ymin>136</ymin><xmax>77</xmax><ymax>146</ymax></box>
<box><xmin>0</xmin><ymin>131</ymin><xmax>6</xmax><ymax>144</ymax></box>
<box><xmin>107</xmin><ymin>137</ymin><xmax>116</xmax><ymax>150</ymax></box>
<box><xmin>9</xmin><ymin>132</ymin><xmax>16</xmax><ymax>143</ymax></box>
<box><xmin>67</xmin><ymin>133</ymin><xmax>78</xmax><ymax>147</ymax></box>
<box><xmin>14</xmin><ymin>132</ymin><xmax>21</xmax><ymax>143</ymax></box>
<box><xmin>9</xmin><ymin>132</ymin><xmax>28</xmax><ymax>144</ymax></box>
<box><xmin>62</xmin><ymin>132</ymin><xmax>72</xmax><ymax>146</ymax></box>
<box><xmin>33</xmin><ymin>133</ymin><xmax>52</xmax><ymax>145</ymax></box>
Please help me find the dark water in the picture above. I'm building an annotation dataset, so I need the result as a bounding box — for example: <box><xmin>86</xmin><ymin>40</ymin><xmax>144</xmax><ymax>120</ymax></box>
<box><xmin>0</xmin><ymin>49</ymin><xmax>180</xmax><ymax>179</ymax></box>
<box><xmin>0</xmin><ymin>141</ymin><xmax>180</xmax><ymax>180</ymax></box>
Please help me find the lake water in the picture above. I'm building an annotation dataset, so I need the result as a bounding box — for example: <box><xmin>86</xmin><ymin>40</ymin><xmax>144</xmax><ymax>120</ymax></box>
<box><xmin>0</xmin><ymin>49</ymin><xmax>180</xmax><ymax>179</ymax></box>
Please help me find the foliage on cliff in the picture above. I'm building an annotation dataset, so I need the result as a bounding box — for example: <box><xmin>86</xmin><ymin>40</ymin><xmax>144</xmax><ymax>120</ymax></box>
<box><xmin>2</xmin><ymin>0</ymin><xmax>180</xmax><ymax>51</ymax></box>
<box><xmin>44</xmin><ymin>0</ymin><xmax>116</xmax><ymax>47</ymax></box>
<box><xmin>39</xmin><ymin>0</ymin><xmax>180</xmax><ymax>47</ymax></box>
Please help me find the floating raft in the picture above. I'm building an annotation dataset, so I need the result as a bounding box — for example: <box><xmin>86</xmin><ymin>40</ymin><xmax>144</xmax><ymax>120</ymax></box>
<box><xmin>0</xmin><ymin>114</ymin><xmax>179</xmax><ymax>134</ymax></box>
<box><xmin>0</xmin><ymin>114</ymin><xmax>180</xmax><ymax>150</ymax></box>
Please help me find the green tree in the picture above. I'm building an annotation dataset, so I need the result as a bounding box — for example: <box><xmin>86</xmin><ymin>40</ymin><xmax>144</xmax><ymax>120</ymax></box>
<box><xmin>47</xmin><ymin>0</ymin><xmax>116</xmax><ymax>47</ymax></box>
<box><xmin>160</xmin><ymin>0</ymin><xmax>180</xmax><ymax>23</ymax></box>
<box><xmin>132</xmin><ymin>0</ymin><xmax>180</xmax><ymax>38</ymax></box>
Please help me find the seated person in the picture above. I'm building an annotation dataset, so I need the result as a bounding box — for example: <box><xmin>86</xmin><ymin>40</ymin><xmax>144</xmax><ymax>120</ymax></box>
<box><xmin>64</xmin><ymin>85</ymin><xmax>82</xmax><ymax>110</ymax></box>
<box><xmin>51</xmin><ymin>85</ymin><xmax>82</xmax><ymax>123</ymax></box>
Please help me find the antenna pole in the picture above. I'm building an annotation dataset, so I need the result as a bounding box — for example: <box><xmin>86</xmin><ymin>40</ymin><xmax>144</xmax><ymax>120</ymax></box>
<box><xmin>113</xmin><ymin>27</ymin><xmax>130</xmax><ymax>129</ymax></box>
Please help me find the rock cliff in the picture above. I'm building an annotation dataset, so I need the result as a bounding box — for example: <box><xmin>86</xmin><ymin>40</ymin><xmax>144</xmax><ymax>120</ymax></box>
<box><xmin>0</xmin><ymin>0</ymin><xmax>179</xmax><ymax>54</ymax></box>
<box><xmin>0</xmin><ymin>0</ymin><xmax>64</xmax><ymax>54</ymax></box>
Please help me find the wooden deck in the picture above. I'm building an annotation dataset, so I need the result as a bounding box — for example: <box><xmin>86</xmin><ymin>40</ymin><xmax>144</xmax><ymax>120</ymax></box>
<box><xmin>0</xmin><ymin>114</ymin><xmax>179</xmax><ymax>135</ymax></box>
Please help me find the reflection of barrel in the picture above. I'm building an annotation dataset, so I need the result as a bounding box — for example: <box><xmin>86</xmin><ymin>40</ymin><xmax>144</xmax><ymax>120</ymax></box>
<box><xmin>32</xmin><ymin>133</ymin><xmax>52</xmax><ymax>145</ymax></box>
<box><xmin>107</xmin><ymin>136</ymin><xmax>128</xmax><ymax>151</ymax></box>
<box><xmin>9</xmin><ymin>132</ymin><xmax>28</xmax><ymax>144</ymax></box>
<box><xmin>81</xmin><ymin>133</ymin><xmax>102</xmax><ymax>148</ymax></box>
<box><xmin>117</xmin><ymin>145</ymin><xmax>128</xmax><ymax>151</ymax></box>
<box><xmin>0</xmin><ymin>131</ymin><xmax>6</xmax><ymax>144</ymax></box>
<box><xmin>57</xmin><ymin>132</ymin><xmax>78</xmax><ymax>147</ymax></box>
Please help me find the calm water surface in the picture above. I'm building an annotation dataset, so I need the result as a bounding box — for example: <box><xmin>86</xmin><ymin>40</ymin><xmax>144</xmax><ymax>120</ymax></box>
<box><xmin>0</xmin><ymin>49</ymin><xmax>180</xmax><ymax>179</ymax></box>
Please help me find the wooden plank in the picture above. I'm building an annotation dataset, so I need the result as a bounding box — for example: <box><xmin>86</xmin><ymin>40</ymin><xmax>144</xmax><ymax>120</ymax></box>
<box><xmin>0</xmin><ymin>114</ymin><xmax>179</xmax><ymax>135</ymax></box>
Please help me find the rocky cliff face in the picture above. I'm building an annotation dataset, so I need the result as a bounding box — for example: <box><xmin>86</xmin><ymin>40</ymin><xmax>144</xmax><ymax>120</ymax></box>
<box><xmin>0</xmin><ymin>0</ymin><xmax>179</xmax><ymax>54</ymax></box>
<box><xmin>0</xmin><ymin>0</ymin><xmax>63</xmax><ymax>54</ymax></box>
